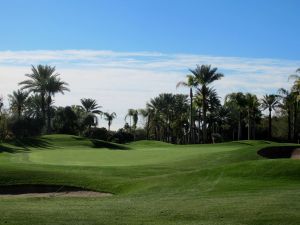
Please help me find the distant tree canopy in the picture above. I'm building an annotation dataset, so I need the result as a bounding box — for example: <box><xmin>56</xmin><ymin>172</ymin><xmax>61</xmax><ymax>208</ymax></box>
<box><xmin>0</xmin><ymin>64</ymin><xmax>299</xmax><ymax>144</ymax></box>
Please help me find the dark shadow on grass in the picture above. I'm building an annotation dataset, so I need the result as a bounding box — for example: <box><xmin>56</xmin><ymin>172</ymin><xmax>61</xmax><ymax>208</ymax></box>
<box><xmin>0</xmin><ymin>144</ymin><xmax>21</xmax><ymax>153</ymax></box>
<box><xmin>0</xmin><ymin>184</ymin><xmax>112</xmax><ymax>196</ymax></box>
<box><xmin>92</xmin><ymin>139</ymin><xmax>131</xmax><ymax>150</ymax></box>
<box><xmin>9</xmin><ymin>137</ymin><xmax>53</xmax><ymax>150</ymax></box>
<box><xmin>72</xmin><ymin>137</ymin><xmax>86</xmax><ymax>141</ymax></box>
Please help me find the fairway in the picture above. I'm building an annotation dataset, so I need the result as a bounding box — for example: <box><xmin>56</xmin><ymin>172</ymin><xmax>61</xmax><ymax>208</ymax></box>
<box><xmin>0</xmin><ymin>135</ymin><xmax>300</xmax><ymax>225</ymax></box>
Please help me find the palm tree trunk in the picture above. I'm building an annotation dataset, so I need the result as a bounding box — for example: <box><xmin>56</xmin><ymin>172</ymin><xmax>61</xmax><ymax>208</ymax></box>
<box><xmin>288</xmin><ymin>108</ymin><xmax>291</xmax><ymax>141</ymax></box>
<box><xmin>202</xmin><ymin>98</ymin><xmax>207</xmax><ymax>143</ymax></box>
<box><xmin>47</xmin><ymin>106</ymin><xmax>51</xmax><ymax>133</ymax></box>
<box><xmin>17</xmin><ymin>107</ymin><xmax>21</xmax><ymax>119</ymax></box>
<box><xmin>198</xmin><ymin>109</ymin><xmax>201</xmax><ymax>143</ymax></box>
<box><xmin>238</xmin><ymin>111</ymin><xmax>242</xmax><ymax>140</ymax></box>
<box><xmin>190</xmin><ymin>88</ymin><xmax>193</xmax><ymax>144</ymax></box>
<box><xmin>293</xmin><ymin>102</ymin><xmax>298</xmax><ymax>142</ymax></box>
<box><xmin>146</xmin><ymin>115</ymin><xmax>150</xmax><ymax>140</ymax></box>
<box><xmin>247</xmin><ymin>109</ymin><xmax>251</xmax><ymax>140</ymax></box>
<box><xmin>46</xmin><ymin>95</ymin><xmax>52</xmax><ymax>134</ymax></box>
<box><xmin>41</xmin><ymin>93</ymin><xmax>46</xmax><ymax>125</ymax></box>
<box><xmin>253</xmin><ymin>119</ymin><xmax>256</xmax><ymax>140</ymax></box>
<box><xmin>269</xmin><ymin>107</ymin><xmax>272</xmax><ymax>140</ymax></box>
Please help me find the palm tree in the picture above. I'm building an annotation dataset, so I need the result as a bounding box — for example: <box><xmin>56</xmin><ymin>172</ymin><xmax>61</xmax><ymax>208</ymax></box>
<box><xmin>245</xmin><ymin>93</ymin><xmax>260</xmax><ymax>140</ymax></box>
<box><xmin>81</xmin><ymin>98</ymin><xmax>102</xmax><ymax>114</ymax></box>
<box><xmin>145</xmin><ymin>93</ymin><xmax>188</xmax><ymax>143</ymax></box>
<box><xmin>261</xmin><ymin>94</ymin><xmax>280</xmax><ymax>139</ymax></box>
<box><xmin>0</xmin><ymin>97</ymin><xmax>3</xmax><ymax>115</ymax></box>
<box><xmin>19</xmin><ymin>65</ymin><xmax>68</xmax><ymax>132</ymax></box>
<box><xmin>194</xmin><ymin>87</ymin><xmax>220</xmax><ymax>142</ymax></box>
<box><xmin>45</xmin><ymin>75</ymin><xmax>69</xmax><ymax>132</ymax></box>
<box><xmin>177</xmin><ymin>65</ymin><xmax>223</xmax><ymax>143</ymax></box>
<box><xmin>125</xmin><ymin>109</ymin><xmax>138</xmax><ymax>131</ymax></box>
<box><xmin>104</xmin><ymin>112</ymin><xmax>116</xmax><ymax>131</ymax></box>
<box><xmin>8</xmin><ymin>90</ymin><xmax>29</xmax><ymax>118</ymax></box>
<box><xmin>225</xmin><ymin>92</ymin><xmax>247</xmax><ymax>140</ymax></box>
<box><xmin>278</xmin><ymin>88</ymin><xmax>295</xmax><ymax>141</ymax></box>
<box><xmin>146</xmin><ymin>98</ymin><xmax>162</xmax><ymax>140</ymax></box>
<box><xmin>176</xmin><ymin>81</ymin><xmax>195</xmax><ymax>143</ymax></box>
<box><xmin>80</xmin><ymin>98</ymin><xmax>102</xmax><ymax>130</ymax></box>
<box><xmin>289</xmin><ymin>69</ymin><xmax>300</xmax><ymax>141</ymax></box>
<box><xmin>19</xmin><ymin>65</ymin><xmax>57</xmax><ymax>122</ymax></box>
<box><xmin>138</xmin><ymin>108</ymin><xmax>150</xmax><ymax>139</ymax></box>
<box><xmin>289</xmin><ymin>68</ymin><xmax>300</xmax><ymax>99</ymax></box>
<box><xmin>25</xmin><ymin>94</ymin><xmax>43</xmax><ymax>119</ymax></box>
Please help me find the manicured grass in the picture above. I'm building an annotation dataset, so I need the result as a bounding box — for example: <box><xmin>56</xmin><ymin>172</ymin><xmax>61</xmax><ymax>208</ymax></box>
<box><xmin>0</xmin><ymin>134</ymin><xmax>299</xmax><ymax>225</ymax></box>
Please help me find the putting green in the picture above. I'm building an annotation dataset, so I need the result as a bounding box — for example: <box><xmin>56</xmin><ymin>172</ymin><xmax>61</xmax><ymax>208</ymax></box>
<box><xmin>24</xmin><ymin>144</ymin><xmax>243</xmax><ymax>167</ymax></box>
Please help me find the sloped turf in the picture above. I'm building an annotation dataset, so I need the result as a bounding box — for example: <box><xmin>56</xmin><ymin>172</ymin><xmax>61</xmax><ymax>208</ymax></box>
<box><xmin>0</xmin><ymin>134</ymin><xmax>299</xmax><ymax>225</ymax></box>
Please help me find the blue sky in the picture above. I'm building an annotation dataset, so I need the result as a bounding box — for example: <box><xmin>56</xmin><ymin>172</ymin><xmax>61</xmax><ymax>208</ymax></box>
<box><xmin>0</xmin><ymin>1</ymin><xmax>299</xmax><ymax>129</ymax></box>
<box><xmin>1</xmin><ymin>0</ymin><xmax>300</xmax><ymax>59</ymax></box>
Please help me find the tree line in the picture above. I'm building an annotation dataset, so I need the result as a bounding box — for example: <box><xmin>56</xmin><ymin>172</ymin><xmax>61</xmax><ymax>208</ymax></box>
<box><xmin>0</xmin><ymin>65</ymin><xmax>126</xmax><ymax>142</ymax></box>
<box><xmin>0</xmin><ymin>64</ymin><xmax>299</xmax><ymax>144</ymax></box>
<box><xmin>136</xmin><ymin>65</ymin><xmax>300</xmax><ymax>144</ymax></box>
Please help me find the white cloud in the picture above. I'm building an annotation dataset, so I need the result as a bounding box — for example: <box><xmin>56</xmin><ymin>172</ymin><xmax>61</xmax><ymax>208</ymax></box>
<box><xmin>0</xmin><ymin>50</ymin><xmax>298</xmax><ymax>130</ymax></box>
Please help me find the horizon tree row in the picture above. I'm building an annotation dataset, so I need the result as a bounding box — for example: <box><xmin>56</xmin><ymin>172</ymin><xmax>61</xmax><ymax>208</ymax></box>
<box><xmin>0</xmin><ymin>65</ymin><xmax>117</xmax><ymax>140</ymax></box>
<box><xmin>137</xmin><ymin>65</ymin><xmax>300</xmax><ymax>144</ymax></box>
<box><xmin>1</xmin><ymin>64</ymin><xmax>299</xmax><ymax>144</ymax></box>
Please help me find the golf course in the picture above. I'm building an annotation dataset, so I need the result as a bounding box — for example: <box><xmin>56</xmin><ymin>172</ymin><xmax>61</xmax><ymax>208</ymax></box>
<box><xmin>0</xmin><ymin>134</ymin><xmax>299</xmax><ymax>225</ymax></box>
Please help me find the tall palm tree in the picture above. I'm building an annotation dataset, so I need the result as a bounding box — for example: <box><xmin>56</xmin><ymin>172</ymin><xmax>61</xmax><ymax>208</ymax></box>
<box><xmin>19</xmin><ymin>65</ymin><xmax>68</xmax><ymax>132</ymax></box>
<box><xmin>194</xmin><ymin>87</ymin><xmax>220</xmax><ymax>142</ymax></box>
<box><xmin>80</xmin><ymin>98</ymin><xmax>102</xmax><ymax>130</ymax></box>
<box><xmin>176</xmin><ymin>81</ymin><xmax>195</xmax><ymax>143</ymax></box>
<box><xmin>289</xmin><ymin>68</ymin><xmax>300</xmax><ymax>99</ymax></box>
<box><xmin>261</xmin><ymin>94</ymin><xmax>280</xmax><ymax>139</ymax></box>
<box><xmin>146</xmin><ymin>98</ymin><xmax>162</xmax><ymax>140</ymax></box>
<box><xmin>19</xmin><ymin>65</ymin><xmax>56</xmax><ymax>122</ymax></box>
<box><xmin>245</xmin><ymin>93</ymin><xmax>260</xmax><ymax>140</ymax></box>
<box><xmin>125</xmin><ymin>109</ymin><xmax>138</xmax><ymax>130</ymax></box>
<box><xmin>138</xmin><ymin>108</ymin><xmax>150</xmax><ymax>139</ymax></box>
<box><xmin>8</xmin><ymin>90</ymin><xmax>29</xmax><ymax>118</ymax></box>
<box><xmin>225</xmin><ymin>92</ymin><xmax>247</xmax><ymax>140</ymax></box>
<box><xmin>289</xmin><ymin>69</ymin><xmax>300</xmax><ymax>141</ymax></box>
<box><xmin>104</xmin><ymin>112</ymin><xmax>116</xmax><ymax>131</ymax></box>
<box><xmin>177</xmin><ymin>65</ymin><xmax>223</xmax><ymax>143</ymax></box>
<box><xmin>278</xmin><ymin>88</ymin><xmax>295</xmax><ymax>141</ymax></box>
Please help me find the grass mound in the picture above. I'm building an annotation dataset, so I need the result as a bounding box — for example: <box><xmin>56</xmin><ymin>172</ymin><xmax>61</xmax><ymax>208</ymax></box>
<box><xmin>0</xmin><ymin>134</ymin><xmax>299</xmax><ymax>225</ymax></box>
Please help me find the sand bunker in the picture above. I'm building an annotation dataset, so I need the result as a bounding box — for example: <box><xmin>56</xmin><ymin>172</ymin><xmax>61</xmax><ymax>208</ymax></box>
<box><xmin>291</xmin><ymin>148</ymin><xmax>300</xmax><ymax>159</ymax></box>
<box><xmin>0</xmin><ymin>184</ymin><xmax>112</xmax><ymax>198</ymax></box>
<box><xmin>258</xmin><ymin>146</ymin><xmax>300</xmax><ymax>159</ymax></box>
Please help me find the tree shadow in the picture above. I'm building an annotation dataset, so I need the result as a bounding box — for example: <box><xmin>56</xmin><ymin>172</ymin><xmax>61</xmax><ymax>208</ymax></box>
<box><xmin>91</xmin><ymin>139</ymin><xmax>131</xmax><ymax>150</ymax></box>
<box><xmin>9</xmin><ymin>137</ymin><xmax>53</xmax><ymax>150</ymax></box>
<box><xmin>0</xmin><ymin>144</ymin><xmax>21</xmax><ymax>153</ymax></box>
<box><xmin>72</xmin><ymin>137</ymin><xmax>86</xmax><ymax>141</ymax></box>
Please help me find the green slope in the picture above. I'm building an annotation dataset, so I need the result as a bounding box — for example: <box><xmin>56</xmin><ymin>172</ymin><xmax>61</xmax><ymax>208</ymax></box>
<box><xmin>0</xmin><ymin>134</ymin><xmax>299</xmax><ymax>225</ymax></box>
